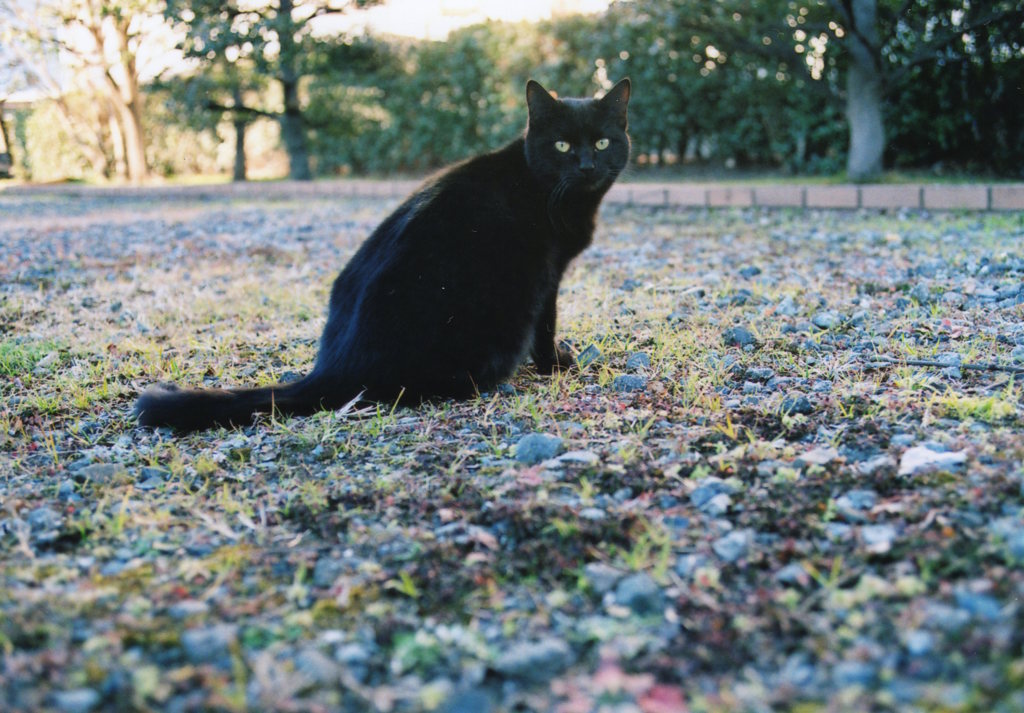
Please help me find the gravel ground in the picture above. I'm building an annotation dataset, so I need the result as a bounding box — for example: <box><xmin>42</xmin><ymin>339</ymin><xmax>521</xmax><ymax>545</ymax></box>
<box><xmin>2</xmin><ymin>187</ymin><xmax>1024</xmax><ymax>712</ymax></box>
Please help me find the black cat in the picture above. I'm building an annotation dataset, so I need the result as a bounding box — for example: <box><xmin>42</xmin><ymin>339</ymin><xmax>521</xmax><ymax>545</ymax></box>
<box><xmin>135</xmin><ymin>78</ymin><xmax>631</xmax><ymax>431</ymax></box>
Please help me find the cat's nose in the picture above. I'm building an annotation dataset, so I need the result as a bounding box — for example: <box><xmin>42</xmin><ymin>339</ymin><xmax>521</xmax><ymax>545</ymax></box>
<box><xmin>579</xmin><ymin>160</ymin><xmax>595</xmax><ymax>173</ymax></box>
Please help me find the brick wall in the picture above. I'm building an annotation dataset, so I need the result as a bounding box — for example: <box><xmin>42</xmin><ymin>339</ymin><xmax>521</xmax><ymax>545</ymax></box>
<box><xmin>3</xmin><ymin>180</ymin><xmax>1024</xmax><ymax>210</ymax></box>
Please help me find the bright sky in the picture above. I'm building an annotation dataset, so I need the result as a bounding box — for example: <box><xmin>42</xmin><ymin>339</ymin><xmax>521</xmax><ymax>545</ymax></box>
<box><xmin>349</xmin><ymin>0</ymin><xmax>612</xmax><ymax>39</ymax></box>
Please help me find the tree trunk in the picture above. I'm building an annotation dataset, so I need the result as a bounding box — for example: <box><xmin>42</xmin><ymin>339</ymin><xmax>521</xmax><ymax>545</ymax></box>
<box><xmin>276</xmin><ymin>0</ymin><xmax>312</xmax><ymax>181</ymax></box>
<box><xmin>844</xmin><ymin>0</ymin><xmax>885</xmax><ymax>181</ymax></box>
<box><xmin>279</xmin><ymin>78</ymin><xmax>311</xmax><ymax>180</ymax></box>
<box><xmin>90</xmin><ymin>20</ymin><xmax>149</xmax><ymax>183</ymax></box>
<box><xmin>233</xmin><ymin>87</ymin><xmax>248</xmax><ymax>182</ymax></box>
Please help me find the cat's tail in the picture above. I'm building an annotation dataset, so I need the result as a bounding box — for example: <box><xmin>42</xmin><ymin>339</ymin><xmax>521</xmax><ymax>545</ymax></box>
<box><xmin>133</xmin><ymin>372</ymin><xmax>354</xmax><ymax>432</ymax></box>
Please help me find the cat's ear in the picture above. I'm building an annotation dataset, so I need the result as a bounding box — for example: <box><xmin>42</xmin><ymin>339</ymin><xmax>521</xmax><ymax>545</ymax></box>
<box><xmin>526</xmin><ymin>79</ymin><xmax>558</xmax><ymax>121</ymax></box>
<box><xmin>600</xmin><ymin>78</ymin><xmax>631</xmax><ymax>127</ymax></box>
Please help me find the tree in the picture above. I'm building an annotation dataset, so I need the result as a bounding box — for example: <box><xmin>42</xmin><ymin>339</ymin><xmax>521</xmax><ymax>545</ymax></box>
<box><xmin>0</xmin><ymin>0</ymin><xmax>171</xmax><ymax>182</ymax></box>
<box><xmin>166</xmin><ymin>0</ymin><xmax>379</xmax><ymax>180</ymax></box>
<box><xmin>828</xmin><ymin>0</ymin><xmax>1024</xmax><ymax>179</ymax></box>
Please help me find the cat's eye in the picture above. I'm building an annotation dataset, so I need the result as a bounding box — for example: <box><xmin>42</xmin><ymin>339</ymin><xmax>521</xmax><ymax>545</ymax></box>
<box><xmin>554</xmin><ymin>141</ymin><xmax>571</xmax><ymax>153</ymax></box>
<box><xmin>595</xmin><ymin>138</ymin><xmax>610</xmax><ymax>150</ymax></box>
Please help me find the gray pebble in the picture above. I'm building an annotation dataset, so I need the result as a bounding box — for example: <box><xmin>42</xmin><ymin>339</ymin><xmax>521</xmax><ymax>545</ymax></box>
<box><xmin>832</xmin><ymin>660</ymin><xmax>877</xmax><ymax>687</ymax></box>
<box><xmin>335</xmin><ymin>642</ymin><xmax>372</xmax><ymax>683</ymax></box>
<box><xmin>583</xmin><ymin>562</ymin><xmax>624</xmax><ymax>594</ymax></box>
<box><xmin>493</xmin><ymin>638</ymin><xmax>573</xmax><ymax>681</ymax></box>
<box><xmin>312</xmin><ymin>557</ymin><xmax>346</xmax><ymax>588</ymax></box>
<box><xmin>689</xmin><ymin>477</ymin><xmax>737</xmax><ymax>509</ymax></box>
<box><xmin>181</xmin><ymin>624</ymin><xmax>238</xmax><ymax>665</ymax></box>
<box><xmin>776</xmin><ymin>295</ymin><xmax>800</xmax><ymax>316</ymax></box>
<box><xmin>1011</xmin><ymin>345</ymin><xmax>1024</xmax><ymax>363</ymax></box>
<box><xmin>745</xmin><ymin>366</ymin><xmax>775</xmax><ymax>382</ymax></box>
<box><xmin>812</xmin><ymin>310</ymin><xmax>842</xmax><ymax>330</ymax></box>
<box><xmin>780</xmin><ymin>395</ymin><xmax>815</xmax><ymax>415</ymax></box>
<box><xmin>861</xmin><ymin>524</ymin><xmax>897</xmax><ymax>553</ymax></box>
<box><xmin>712</xmin><ymin>529</ymin><xmax>752</xmax><ymax>562</ymax></box>
<box><xmin>910</xmin><ymin>282</ymin><xmax>934</xmax><ymax>304</ymax></box>
<box><xmin>440</xmin><ymin>690</ymin><xmax>494</xmax><ymax>713</ymax></box>
<box><xmin>625</xmin><ymin>352</ymin><xmax>651</xmax><ymax>371</ymax></box>
<box><xmin>775</xmin><ymin>562</ymin><xmax>810</xmax><ymax>586</ymax></box>
<box><xmin>835</xmin><ymin>489</ymin><xmax>878</xmax><ymax>522</ymax></box>
<box><xmin>611</xmin><ymin>374</ymin><xmax>647</xmax><ymax>392</ymax></box>
<box><xmin>76</xmin><ymin>463</ymin><xmax>128</xmax><ymax>484</ymax></box>
<box><xmin>675</xmin><ymin>553</ymin><xmax>709</xmax><ymax>577</ymax></box>
<box><xmin>576</xmin><ymin>344</ymin><xmax>602</xmax><ymax>367</ymax></box>
<box><xmin>27</xmin><ymin>506</ymin><xmax>63</xmax><ymax>532</ymax></box>
<box><xmin>723</xmin><ymin>326</ymin><xmax>756</xmax><ymax>347</ymax></box>
<box><xmin>613</xmin><ymin>572</ymin><xmax>665</xmax><ymax>615</ymax></box>
<box><xmin>168</xmin><ymin>599</ymin><xmax>210</xmax><ymax>619</ymax></box>
<box><xmin>52</xmin><ymin>688</ymin><xmax>101</xmax><ymax>713</ymax></box>
<box><xmin>295</xmin><ymin>647</ymin><xmax>340</xmax><ymax>685</ymax></box>
<box><xmin>954</xmin><ymin>589</ymin><xmax>1003</xmax><ymax>622</ymax></box>
<box><xmin>515</xmin><ymin>433</ymin><xmax>564</xmax><ymax>465</ymax></box>
<box><xmin>902</xmin><ymin>629</ymin><xmax>935</xmax><ymax>656</ymax></box>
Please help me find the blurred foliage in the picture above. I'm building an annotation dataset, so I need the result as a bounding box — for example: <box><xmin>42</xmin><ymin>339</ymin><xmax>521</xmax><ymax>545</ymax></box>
<box><xmin>7</xmin><ymin>0</ymin><xmax>1023</xmax><ymax>180</ymax></box>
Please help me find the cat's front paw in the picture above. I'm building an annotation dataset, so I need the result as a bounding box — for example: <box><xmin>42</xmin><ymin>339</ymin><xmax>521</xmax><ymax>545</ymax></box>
<box><xmin>534</xmin><ymin>346</ymin><xmax>576</xmax><ymax>375</ymax></box>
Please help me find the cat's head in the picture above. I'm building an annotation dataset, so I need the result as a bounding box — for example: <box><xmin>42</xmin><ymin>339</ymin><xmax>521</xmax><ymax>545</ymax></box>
<box><xmin>524</xmin><ymin>78</ymin><xmax>631</xmax><ymax>194</ymax></box>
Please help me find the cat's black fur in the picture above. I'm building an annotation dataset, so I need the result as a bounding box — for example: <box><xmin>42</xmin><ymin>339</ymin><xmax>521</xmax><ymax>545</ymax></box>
<box><xmin>135</xmin><ymin>79</ymin><xmax>631</xmax><ymax>431</ymax></box>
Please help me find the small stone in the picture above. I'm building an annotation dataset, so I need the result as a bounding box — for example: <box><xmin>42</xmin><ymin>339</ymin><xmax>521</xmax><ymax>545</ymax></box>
<box><xmin>335</xmin><ymin>643</ymin><xmax>372</xmax><ymax>683</ymax></box>
<box><xmin>52</xmin><ymin>688</ymin><xmax>101</xmax><ymax>713</ymax></box>
<box><xmin>898</xmin><ymin>446</ymin><xmax>968</xmax><ymax>476</ymax></box>
<box><xmin>440</xmin><ymin>690</ymin><xmax>494</xmax><ymax>713</ymax></box>
<box><xmin>902</xmin><ymin>629</ymin><xmax>935</xmax><ymax>656</ymax></box>
<box><xmin>136</xmin><ymin>476</ymin><xmax>164</xmax><ymax>491</ymax></box>
<box><xmin>554</xmin><ymin>450</ymin><xmax>600</xmax><ymax>466</ymax></box>
<box><xmin>775</xmin><ymin>562</ymin><xmax>810</xmax><ymax>586</ymax></box>
<box><xmin>576</xmin><ymin>344</ymin><xmax>602</xmax><ymax>367</ymax></box>
<box><xmin>861</xmin><ymin>524</ymin><xmax>897</xmax><ymax>554</ymax></box>
<box><xmin>745</xmin><ymin>366</ymin><xmax>775</xmax><ymax>382</ymax></box>
<box><xmin>515</xmin><ymin>433</ymin><xmax>564</xmax><ymax>465</ymax></box>
<box><xmin>796</xmin><ymin>446</ymin><xmax>839</xmax><ymax>467</ymax></box>
<box><xmin>838</xmin><ymin>489</ymin><xmax>877</xmax><ymax>510</ymax></box>
<box><xmin>934</xmin><ymin>351</ymin><xmax>962</xmax><ymax>366</ymax></box>
<box><xmin>739</xmin><ymin>265</ymin><xmax>762</xmax><ymax>279</ymax></box>
<box><xmin>493</xmin><ymin>638</ymin><xmax>573</xmax><ymax>681</ymax></box>
<box><xmin>1011</xmin><ymin>345</ymin><xmax>1024</xmax><ymax>363</ymax></box>
<box><xmin>835</xmin><ymin>489</ymin><xmax>878</xmax><ymax>522</ymax></box>
<box><xmin>776</xmin><ymin>295</ymin><xmax>800</xmax><ymax>317</ymax></box>
<box><xmin>812</xmin><ymin>311</ymin><xmax>841</xmax><ymax>330</ymax></box>
<box><xmin>689</xmin><ymin>477</ymin><xmax>737</xmax><ymax>509</ymax></box>
<box><xmin>910</xmin><ymin>282</ymin><xmax>934</xmax><ymax>304</ymax></box>
<box><xmin>954</xmin><ymin>589</ymin><xmax>1003</xmax><ymax>622</ymax></box>
<box><xmin>27</xmin><ymin>506</ymin><xmax>63</xmax><ymax>532</ymax></box>
<box><xmin>312</xmin><ymin>557</ymin><xmax>345</xmax><ymax>588</ymax></box>
<box><xmin>701</xmin><ymin>493</ymin><xmax>732</xmax><ymax>517</ymax></box>
<box><xmin>611</xmin><ymin>374</ymin><xmax>647</xmax><ymax>393</ymax></box>
<box><xmin>181</xmin><ymin>624</ymin><xmax>237</xmax><ymax>665</ymax></box>
<box><xmin>613</xmin><ymin>572</ymin><xmax>665</xmax><ymax>615</ymax></box>
<box><xmin>723</xmin><ymin>326</ymin><xmax>756</xmax><ymax>347</ymax></box>
<box><xmin>780</xmin><ymin>395</ymin><xmax>814</xmax><ymax>415</ymax></box>
<box><xmin>583</xmin><ymin>562</ymin><xmax>624</xmax><ymax>594</ymax></box>
<box><xmin>33</xmin><ymin>351</ymin><xmax>59</xmax><ymax>372</ymax></box>
<box><xmin>855</xmin><ymin>454</ymin><xmax>896</xmax><ymax>476</ymax></box>
<box><xmin>168</xmin><ymin>599</ymin><xmax>210</xmax><ymax>619</ymax></box>
<box><xmin>76</xmin><ymin>463</ymin><xmax>129</xmax><ymax>484</ymax></box>
<box><xmin>832</xmin><ymin>660</ymin><xmax>877</xmax><ymax>687</ymax></box>
<box><xmin>625</xmin><ymin>352</ymin><xmax>651</xmax><ymax>371</ymax></box>
<box><xmin>295</xmin><ymin>648</ymin><xmax>341</xmax><ymax>686</ymax></box>
<box><xmin>579</xmin><ymin>507</ymin><xmax>606</xmax><ymax>521</ymax></box>
<box><xmin>674</xmin><ymin>553</ymin><xmax>709</xmax><ymax>578</ymax></box>
<box><xmin>712</xmin><ymin>529</ymin><xmax>752</xmax><ymax>562</ymax></box>
<box><xmin>826</xmin><ymin>523</ymin><xmax>853</xmax><ymax>540</ymax></box>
